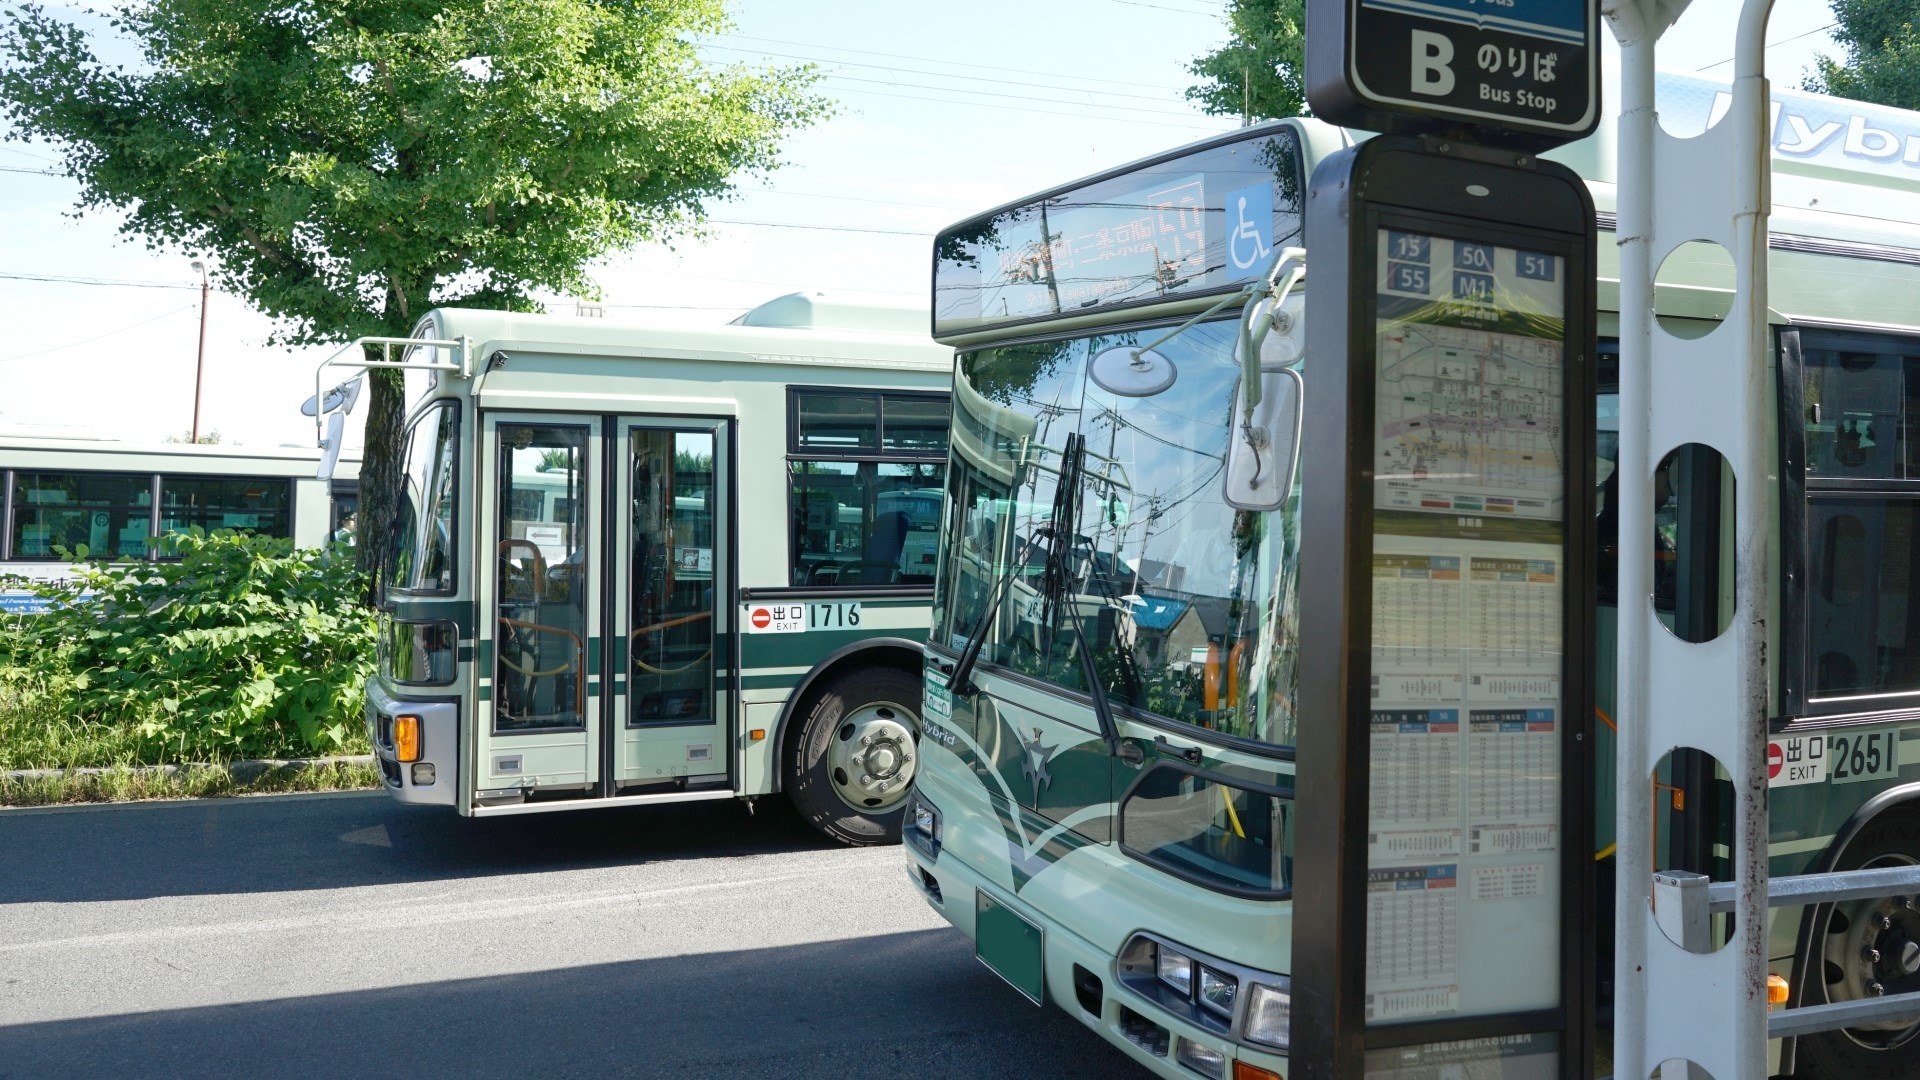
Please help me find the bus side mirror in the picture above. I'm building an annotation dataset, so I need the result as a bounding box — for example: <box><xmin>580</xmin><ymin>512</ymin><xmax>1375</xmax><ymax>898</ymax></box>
<box><xmin>1223</xmin><ymin>367</ymin><xmax>1303</xmax><ymax>512</ymax></box>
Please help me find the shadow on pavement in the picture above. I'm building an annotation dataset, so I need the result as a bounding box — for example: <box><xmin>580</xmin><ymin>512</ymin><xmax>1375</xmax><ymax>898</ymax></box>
<box><xmin>0</xmin><ymin>928</ymin><xmax>1142</xmax><ymax>1080</ymax></box>
<box><xmin>0</xmin><ymin>791</ymin><xmax>843</xmax><ymax>904</ymax></box>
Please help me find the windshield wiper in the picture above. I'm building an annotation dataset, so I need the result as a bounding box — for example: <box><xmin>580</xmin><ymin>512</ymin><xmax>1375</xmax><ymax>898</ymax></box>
<box><xmin>1038</xmin><ymin>437</ymin><xmax>1126</xmax><ymax>758</ymax></box>
<box><xmin>945</xmin><ymin>439</ymin><xmax>1074</xmax><ymax>697</ymax></box>
<box><xmin>946</xmin><ymin>528</ymin><xmax>1044</xmax><ymax>697</ymax></box>
<box><xmin>944</xmin><ymin>434</ymin><xmax>1126</xmax><ymax>758</ymax></box>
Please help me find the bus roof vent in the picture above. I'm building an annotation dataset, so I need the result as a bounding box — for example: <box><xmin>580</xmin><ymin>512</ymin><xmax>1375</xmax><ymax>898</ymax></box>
<box><xmin>731</xmin><ymin>291</ymin><xmax>926</xmax><ymax>334</ymax></box>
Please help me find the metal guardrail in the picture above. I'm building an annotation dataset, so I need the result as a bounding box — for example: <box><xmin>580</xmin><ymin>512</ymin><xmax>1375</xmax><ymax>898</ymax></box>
<box><xmin>1652</xmin><ymin>864</ymin><xmax>1920</xmax><ymax>1039</ymax></box>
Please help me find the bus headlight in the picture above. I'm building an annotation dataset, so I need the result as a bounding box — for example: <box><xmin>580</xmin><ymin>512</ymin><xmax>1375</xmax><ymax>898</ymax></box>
<box><xmin>1242</xmin><ymin>980</ymin><xmax>1291</xmax><ymax>1050</ymax></box>
<box><xmin>1175</xmin><ymin>1036</ymin><xmax>1226</xmax><ymax>1079</ymax></box>
<box><xmin>1156</xmin><ymin>943</ymin><xmax>1196</xmax><ymax>996</ymax></box>
<box><xmin>905</xmin><ymin>791</ymin><xmax>942</xmax><ymax>859</ymax></box>
<box><xmin>1197</xmin><ymin>965</ymin><xmax>1238</xmax><ymax>1018</ymax></box>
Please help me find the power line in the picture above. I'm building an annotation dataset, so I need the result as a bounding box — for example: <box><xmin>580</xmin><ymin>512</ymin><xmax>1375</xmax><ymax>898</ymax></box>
<box><xmin>0</xmin><ymin>303</ymin><xmax>198</xmax><ymax>363</ymax></box>
<box><xmin>1697</xmin><ymin>22</ymin><xmax>1837</xmax><ymax>71</ymax></box>
<box><xmin>824</xmin><ymin>82</ymin><xmax>1221</xmax><ymax>130</ymax></box>
<box><xmin>740</xmin><ymin>187</ymin><xmax>973</xmax><ymax>213</ymax></box>
<box><xmin>0</xmin><ymin>269</ymin><xmax>200</xmax><ymax>290</ymax></box>
<box><xmin>706</xmin><ymin>217</ymin><xmax>930</xmax><ymax>236</ymax></box>
<box><xmin>1103</xmin><ymin>0</ymin><xmax>1223</xmax><ymax>15</ymax></box>
<box><xmin>819</xmin><ymin>72</ymin><xmax>1200</xmax><ymax>118</ymax></box>
<box><xmin>0</xmin><ymin>141</ymin><xmax>59</xmax><ymax>163</ymax></box>
<box><xmin>712</xmin><ymin>32</ymin><xmax>1187</xmax><ymax>93</ymax></box>
<box><xmin>705</xmin><ymin>43</ymin><xmax>1193</xmax><ymax>106</ymax></box>
<box><xmin>589</xmin><ymin>302</ymin><xmax>752</xmax><ymax>311</ymax></box>
<box><xmin>602</xmin><ymin>263</ymin><xmax>920</xmax><ymax>295</ymax></box>
<box><xmin>0</xmin><ymin>164</ymin><xmax>60</xmax><ymax>176</ymax></box>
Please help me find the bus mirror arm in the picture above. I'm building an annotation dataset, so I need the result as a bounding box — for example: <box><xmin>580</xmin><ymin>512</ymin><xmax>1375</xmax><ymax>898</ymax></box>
<box><xmin>1239</xmin><ymin>247</ymin><xmax>1307</xmax><ymax>413</ymax></box>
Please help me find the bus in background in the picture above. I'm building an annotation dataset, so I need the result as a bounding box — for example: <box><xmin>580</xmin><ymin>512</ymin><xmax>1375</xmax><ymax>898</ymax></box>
<box><xmin>0</xmin><ymin>436</ymin><xmax>359</xmax><ymax>613</ymax></box>
<box><xmin>358</xmin><ymin>292</ymin><xmax>952</xmax><ymax>844</ymax></box>
<box><xmin>906</xmin><ymin>74</ymin><xmax>1920</xmax><ymax>1079</ymax></box>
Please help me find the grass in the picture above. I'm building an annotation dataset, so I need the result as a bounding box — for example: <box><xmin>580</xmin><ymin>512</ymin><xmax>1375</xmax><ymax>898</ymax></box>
<box><xmin>0</xmin><ymin>662</ymin><xmax>380</xmax><ymax>807</ymax></box>
<box><xmin>0</xmin><ymin>759</ymin><xmax>383</xmax><ymax>808</ymax></box>
<box><xmin>0</xmin><ymin>666</ymin><xmax>149</xmax><ymax>771</ymax></box>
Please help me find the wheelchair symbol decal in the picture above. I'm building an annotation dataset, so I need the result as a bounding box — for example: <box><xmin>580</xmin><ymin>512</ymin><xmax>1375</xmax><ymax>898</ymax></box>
<box><xmin>1223</xmin><ymin>182</ymin><xmax>1275</xmax><ymax>277</ymax></box>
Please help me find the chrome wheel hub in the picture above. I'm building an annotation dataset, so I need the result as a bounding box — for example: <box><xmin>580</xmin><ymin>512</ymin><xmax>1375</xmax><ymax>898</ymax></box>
<box><xmin>1825</xmin><ymin>854</ymin><xmax>1920</xmax><ymax>1050</ymax></box>
<box><xmin>826</xmin><ymin>699</ymin><xmax>918</xmax><ymax>813</ymax></box>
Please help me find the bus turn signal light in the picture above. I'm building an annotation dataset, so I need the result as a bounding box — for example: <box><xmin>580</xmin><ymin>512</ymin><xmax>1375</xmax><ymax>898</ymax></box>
<box><xmin>749</xmin><ymin>728</ymin><xmax>766</xmax><ymax>742</ymax></box>
<box><xmin>394</xmin><ymin>715</ymin><xmax>422</xmax><ymax>763</ymax></box>
<box><xmin>1234</xmin><ymin>1061</ymin><xmax>1283</xmax><ymax>1080</ymax></box>
<box><xmin>1767</xmin><ymin>974</ymin><xmax>1789</xmax><ymax>1008</ymax></box>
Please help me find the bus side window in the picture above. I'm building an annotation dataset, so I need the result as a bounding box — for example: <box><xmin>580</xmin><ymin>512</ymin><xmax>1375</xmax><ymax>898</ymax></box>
<box><xmin>1798</xmin><ymin>338</ymin><xmax>1920</xmax><ymax>710</ymax></box>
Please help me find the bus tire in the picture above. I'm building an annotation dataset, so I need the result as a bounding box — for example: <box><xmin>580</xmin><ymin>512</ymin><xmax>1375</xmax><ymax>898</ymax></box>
<box><xmin>785</xmin><ymin>665</ymin><xmax>921</xmax><ymax>847</ymax></box>
<box><xmin>1796</xmin><ymin>808</ymin><xmax>1920</xmax><ymax>1079</ymax></box>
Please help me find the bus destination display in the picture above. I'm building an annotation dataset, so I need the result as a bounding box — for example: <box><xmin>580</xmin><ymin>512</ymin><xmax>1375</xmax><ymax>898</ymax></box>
<box><xmin>1364</xmin><ymin>227</ymin><xmax>1567</xmax><ymax>1025</ymax></box>
<box><xmin>932</xmin><ymin>130</ymin><xmax>1302</xmax><ymax>337</ymax></box>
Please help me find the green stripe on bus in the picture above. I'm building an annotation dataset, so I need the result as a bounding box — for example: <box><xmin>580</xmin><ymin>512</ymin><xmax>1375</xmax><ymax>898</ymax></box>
<box><xmin>740</xmin><ymin>629</ymin><xmax>926</xmax><ymax>668</ymax></box>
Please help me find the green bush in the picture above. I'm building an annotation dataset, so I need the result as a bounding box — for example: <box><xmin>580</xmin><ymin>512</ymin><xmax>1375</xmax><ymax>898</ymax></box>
<box><xmin>0</xmin><ymin>531</ymin><xmax>375</xmax><ymax>762</ymax></box>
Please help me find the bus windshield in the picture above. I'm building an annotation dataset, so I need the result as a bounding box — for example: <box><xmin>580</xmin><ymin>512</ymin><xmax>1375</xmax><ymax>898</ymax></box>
<box><xmin>391</xmin><ymin>402</ymin><xmax>458</xmax><ymax>594</ymax></box>
<box><xmin>932</xmin><ymin>317</ymin><xmax>1301</xmax><ymax>749</ymax></box>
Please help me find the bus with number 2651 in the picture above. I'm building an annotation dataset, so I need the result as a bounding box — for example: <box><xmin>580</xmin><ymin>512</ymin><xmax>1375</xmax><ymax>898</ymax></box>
<box><xmin>905</xmin><ymin>73</ymin><xmax>1920</xmax><ymax>1080</ymax></box>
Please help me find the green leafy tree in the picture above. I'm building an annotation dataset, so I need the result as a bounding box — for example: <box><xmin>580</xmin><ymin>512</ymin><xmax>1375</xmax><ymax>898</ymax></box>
<box><xmin>1805</xmin><ymin>0</ymin><xmax>1920</xmax><ymax>108</ymax></box>
<box><xmin>1</xmin><ymin>0</ymin><xmax>829</xmax><ymax>587</ymax></box>
<box><xmin>1185</xmin><ymin>0</ymin><xmax>1307</xmax><ymax>122</ymax></box>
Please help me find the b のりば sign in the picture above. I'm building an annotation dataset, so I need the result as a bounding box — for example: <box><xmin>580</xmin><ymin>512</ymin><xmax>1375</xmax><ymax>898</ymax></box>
<box><xmin>1306</xmin><ymin>0</ymin><xmax>1600</xmax><ymax>149</ymax></box>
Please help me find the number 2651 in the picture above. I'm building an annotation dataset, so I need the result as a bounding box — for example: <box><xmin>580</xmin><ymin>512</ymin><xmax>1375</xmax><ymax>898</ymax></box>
<box><xmin>1830</xmin><ymin>730</ymin><xmax>1900</xmax><ymax>783</ymax></box>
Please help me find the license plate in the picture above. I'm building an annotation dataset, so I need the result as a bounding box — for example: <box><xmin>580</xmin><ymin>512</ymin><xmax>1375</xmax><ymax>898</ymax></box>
<box><xmin>975</xmin><ymin>890</ymin><xmax>1044</xmax><ymax>1005</ymax></box>
<box><xmin>1829</xmin><ymin>729</ymin><xmax>1901</xmax><ymax>785</ymax></box>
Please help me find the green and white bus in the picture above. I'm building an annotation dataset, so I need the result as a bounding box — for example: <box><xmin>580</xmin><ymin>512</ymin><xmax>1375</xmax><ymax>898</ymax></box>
<box><xmin>906</xmin><ymin>74</ymin><xmax>1920</xmax><ymax>1078</ymax></box>
<box><xmin>359</xmin><ymin>292</ymin><xmax>953</xmax><ymax>843</ymax></box>
<box><xmin>0</xmin><ymin>436</ymin><xmax>359</xmax><ymax>613</ymax></box>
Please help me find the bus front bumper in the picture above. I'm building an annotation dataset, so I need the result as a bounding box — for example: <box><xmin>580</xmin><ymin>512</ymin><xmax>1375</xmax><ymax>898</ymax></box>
<box><xmin>904</xmin><ymin>835</ymin><xmax>1290</xmax><ymax>1080</ymax></box>
<box><xmin>364</xmin><ymin>681</ymin><xmax>458</xmax><ymax>808</ymax></box>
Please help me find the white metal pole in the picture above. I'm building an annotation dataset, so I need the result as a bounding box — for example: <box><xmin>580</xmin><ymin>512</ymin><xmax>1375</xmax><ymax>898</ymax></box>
<box><xmin>1604</xmin><ymin>1</ymin><xmax>1774</xmax><ymax>1075</ymax></box>
<box><xmin>1603</xmin><ymin>10</ymin><xmax>1656</xmax><ymax>1076</ymax></box>
<box><xmin>1728</xmin><ymin>5</ymin><xmax>1776</xmax><ymax>1076</ymax></box>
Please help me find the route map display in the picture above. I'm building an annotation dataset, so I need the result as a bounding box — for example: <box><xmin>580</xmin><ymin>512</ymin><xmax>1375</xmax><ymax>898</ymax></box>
<box><xmin>1363</xmin><ymin>227</ymin><xmax>1567</xmax><ymax>1026</ymax></box>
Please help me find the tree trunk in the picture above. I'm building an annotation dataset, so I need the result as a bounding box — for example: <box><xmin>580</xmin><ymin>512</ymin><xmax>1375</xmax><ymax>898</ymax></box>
<box><xmin>355</xmin><ymin>353</ymin><xmax>408</xmax><ymax>604</ymax></box>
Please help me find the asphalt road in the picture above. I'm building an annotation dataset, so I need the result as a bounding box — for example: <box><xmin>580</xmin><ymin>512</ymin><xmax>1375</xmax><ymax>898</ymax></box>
<box><xmin>0</xmin><ymin>790</ymin><xmax>1139</xmax><ymax>1079</ymax></box>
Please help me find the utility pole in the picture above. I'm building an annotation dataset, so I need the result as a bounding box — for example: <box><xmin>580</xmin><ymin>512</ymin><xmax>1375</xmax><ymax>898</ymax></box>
<box><xmin>190</xmin><ymin>259</ymin><xmax>209</xmax><ymax>443</ymax></box>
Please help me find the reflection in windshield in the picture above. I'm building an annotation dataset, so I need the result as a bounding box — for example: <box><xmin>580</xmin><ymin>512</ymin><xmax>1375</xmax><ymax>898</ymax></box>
<box><xmin>934</xmin><ymin>319</ymin><xmax>1301</xmax><ymax>748</ymax></box>
<box><xmin>391</xmin><ymin>402</ymin><xmax>458</xmax><ymax>593</ymax></box>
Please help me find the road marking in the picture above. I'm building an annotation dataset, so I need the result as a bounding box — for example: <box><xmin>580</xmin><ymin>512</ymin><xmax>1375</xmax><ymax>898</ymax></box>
<box><xmin>338</xmin><ymin>824</ymin><xmax>392</xmax><ymax>847</ymax></box>
<box><xmin>0</xmin><ymin>862</ymin><xmax>871</xmax><ymax>954</ymax></box>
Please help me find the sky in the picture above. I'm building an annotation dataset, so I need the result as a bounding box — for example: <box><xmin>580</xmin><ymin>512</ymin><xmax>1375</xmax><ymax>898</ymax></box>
<box><xmin>0</xmin><ymin>0</ymin><xmax>1850</xmax><ymax>452</ymax></box>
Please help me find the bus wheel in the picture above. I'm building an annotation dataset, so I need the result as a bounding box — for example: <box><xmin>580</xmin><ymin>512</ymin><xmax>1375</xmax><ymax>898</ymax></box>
<box><xmin>786</xmin><ymin>666</ymin><xmax>921</xmax><ymax>846</ymax></box>
<box><xmin>1798</xmin><ymin>809</ymin><xmax>1920</xmax><ymax>1079</ymax></box>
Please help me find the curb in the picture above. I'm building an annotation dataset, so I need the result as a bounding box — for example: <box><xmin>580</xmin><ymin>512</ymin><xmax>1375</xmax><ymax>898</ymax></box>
<box><xmin>3</xmin><ymin>754</ymin><xmax>377</xmax><ymax>785</ymax></box>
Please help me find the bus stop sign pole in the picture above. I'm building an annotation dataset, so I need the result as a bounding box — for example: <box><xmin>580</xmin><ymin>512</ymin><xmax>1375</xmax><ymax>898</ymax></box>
<box><xmin>1295</xmin><ymin>3</ymin><xmax>1601</xmax><ymax>1078</ymax></box>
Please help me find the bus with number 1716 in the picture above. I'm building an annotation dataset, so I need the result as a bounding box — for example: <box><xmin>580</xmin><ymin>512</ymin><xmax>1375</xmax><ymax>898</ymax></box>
<box><xmin>350</xmin><ymin>291</ymin><xmax>953</xmax><ymax>844</ymax></box>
